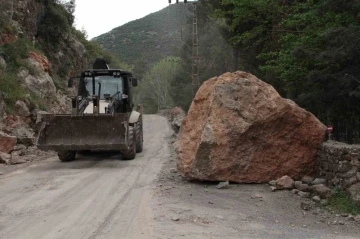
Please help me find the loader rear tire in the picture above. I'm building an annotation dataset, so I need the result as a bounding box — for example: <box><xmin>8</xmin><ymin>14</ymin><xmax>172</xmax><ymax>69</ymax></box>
<box><xmin>58</xmin><ymin>150</ymin><xmax>76</xmax><ymax>162</ymax></box>
<box><xmin>135</xmin><ymin>121</ymin><xmax>143</xmax><ymax>153</ymax></box>
<box><xmin>122</xmin><ymin>126</ymin><xmax>136</xmax><ymax>160</ymax></box>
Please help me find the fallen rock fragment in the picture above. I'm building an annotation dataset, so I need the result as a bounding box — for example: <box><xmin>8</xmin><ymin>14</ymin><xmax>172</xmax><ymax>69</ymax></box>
<box><xmin>268</xmin><ymin>180</ymin><xmax>276</xmax><ymax>186</ymax></box>
<box><xmin>171</xmin><ymin>216</ymin><xmax>180</xmax><ymax>222</ymax></box>
<box><xmin>216</xmin><ymin>181</ymin><xmax>230</xmax><ymax>189</ymax></box>
<box><xmin>301</xmin><ymin>175</ymin><xmax>314</xmax><ymax>184</ymax></box>
<box><xmin>170</xmin><ymin>168</ymin><xmax>178</xmax><ymax>174</ymax></box>
<box><xmin>170</xmin><ymin>107</ymin><xmax>186</xmax><ymax>133</ymax></box>
<box><xmin>13</xmin><ymin>100</ymin><xmax>30</xmax><ymax>117</ymax></box>
<box><xmin>312</xmin><ymin>196</ymin><xmax>321</xmax><ymax>202</ymax></box>
<box><xmin>251</xmin><ymin>194</ymin><xmax>263</xmax><ymax>199</ymax></box>
<box><xmin>176</xmin><ymin>71</ymin><xmax>326</xmax><ymax>183</ymax></box>
<box><xmin>312</xmin><ymin>184</ymin><xmax>332</xmax><ymax>199</ymax></box>
<box><xmin>0</xmin><ymin>132</ymin><xmax>17</xmax><ymax>154</ymax></box>
<box><xmin>276</xmin><ymin>176</ymin><xmax>294</xmax><ymax>190</ymax></box>
<box><xmin>301</xmin><ymin>202</ymin><xmax>312</xmax><ymax>211</ymax></box>
<box><xmin>340</xmin><ymin>221</ymin><xmax>346</xmax><ymax>225</ymax></box>
<box><xmin>294</xmin><ymin>181</ymin><xmax>311</xmax><ymax>192</ymax></box>
<box><xmin>0</xmin><ymin>152</ymin><xmax>11</xmax><ymax>164</ymax></box>
<box><xmin>10</xmin><ymin>151</ymin><xmax>27</xmax><ymax>165</ymax></box>
<box><xmin>13</xmin><ymin>144</ymin><xmax>27</xmax><ymax>156</ymax></box>
<box><xmin>298</xmin><ymin>191</ymin><xmax>310</xmax><ymax>198</ymax></box>
<box><xmin>311</xmin><ymin>178</ymin><xmax>327</xmax><ymax>186</ymax></box>
<box><xmin>10</xmin><ymin>126</ymin><xmax>35</xmax><ymax>147</ymax></box>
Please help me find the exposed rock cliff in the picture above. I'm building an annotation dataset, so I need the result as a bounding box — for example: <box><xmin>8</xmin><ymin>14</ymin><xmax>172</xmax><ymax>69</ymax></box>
<box><xmin>0</xmin><ymin>0</ymin><xmax>120</xmax><ymax>164</ymax></box>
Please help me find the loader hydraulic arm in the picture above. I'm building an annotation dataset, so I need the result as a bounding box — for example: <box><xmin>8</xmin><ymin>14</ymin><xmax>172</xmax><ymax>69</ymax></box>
<box><xmin>71</xmin><ymin>97</ymin><xmax>89</xmax><ymax>116</ymax></box>
<box><xmin>78</xmin><ymin>98</ymin><xmax>89</xmax><ymax>114</ymax></box>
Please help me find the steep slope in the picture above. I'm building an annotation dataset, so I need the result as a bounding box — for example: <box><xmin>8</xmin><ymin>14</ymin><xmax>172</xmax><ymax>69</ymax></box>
<box><xmin>0</xmin><ymin>0</ymin><xmax>128</xmax><ymax>163</ymax></box>
<box><xmin>94</xmin><ymin>4</ymin><xmax>191</xmax><ymax>65</ymax></box>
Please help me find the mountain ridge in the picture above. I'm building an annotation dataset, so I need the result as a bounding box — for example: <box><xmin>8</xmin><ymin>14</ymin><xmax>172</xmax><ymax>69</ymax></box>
<box><xmin>93</xmin><ymin>4</ymin><xmax>191</xmax><ymax>67</ymax></box>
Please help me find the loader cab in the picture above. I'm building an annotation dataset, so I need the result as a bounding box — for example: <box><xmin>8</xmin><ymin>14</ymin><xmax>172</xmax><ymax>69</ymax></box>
<box><xmin>76</xmin><ymin>70</ymin><xmax>138</xmax><ymax>114</ymax></box>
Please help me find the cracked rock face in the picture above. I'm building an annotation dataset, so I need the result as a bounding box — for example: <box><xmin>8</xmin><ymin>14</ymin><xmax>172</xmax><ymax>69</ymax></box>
<box><xmin>175</xmin><ymin>71</ymin><xmax>326</xmax><ymax>183</ymax></box>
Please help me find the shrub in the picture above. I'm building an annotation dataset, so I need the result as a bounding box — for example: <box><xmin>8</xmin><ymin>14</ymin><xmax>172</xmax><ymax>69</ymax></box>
<box><xmin>0</xmin><ymin>71</ymin><xmax>27</xmax><ymax>112</ymax></box>
<box><xmin>29</xmin><ymin>92</ymin><xmax>47</xmax><ymax>111</ymax></box>
<box><xmin>0</xmin><ymin>38</ymin><xmax>42</xmax><ymax>70</ymax></box>
<box><xmin>37</xmin><ymin>1</ymin><xmax>74</xmax><ymax>46</ymax></box>
<box><xmin>0</xmin><ymin>38</ymin><xmax>30</xmax><ymax>69</ymax></box>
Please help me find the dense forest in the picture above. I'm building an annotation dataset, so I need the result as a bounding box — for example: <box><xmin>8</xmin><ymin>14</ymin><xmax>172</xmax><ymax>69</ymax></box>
<box><xmin>102</xmin><ymin>0</ymin><xmax>359</xmax><ymax>143</ymax></box>
<box><xmin>201</xmin><ymin>0</ymin><xmax>360</xmax><ymax>143</ymax></box>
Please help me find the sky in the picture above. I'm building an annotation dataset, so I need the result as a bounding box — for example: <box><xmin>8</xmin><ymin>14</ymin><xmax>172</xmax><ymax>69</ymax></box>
<box><xmin>74</xmin><ymin>0</ymin><xmax>170</xmax><ymax>39</ymax></box>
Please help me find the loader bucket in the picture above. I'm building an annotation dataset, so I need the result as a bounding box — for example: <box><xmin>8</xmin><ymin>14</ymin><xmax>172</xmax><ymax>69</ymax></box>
<box><xmin>36</xmin><ymin>114</ymin><xmax>129</xmax><ymax>151</ymax></box>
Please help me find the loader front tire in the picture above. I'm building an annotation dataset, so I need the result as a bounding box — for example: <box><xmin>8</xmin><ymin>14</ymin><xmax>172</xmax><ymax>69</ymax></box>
<box><xmin>122</xmin><ymin>126</ymin><xmax>136</xmax><ymax>160</ymax></box>
<box><xmin>135</xmin><ymin>121</ymin><xmax>143</xmax><ymax>153</ymax></box>
<box><xmin>58</xmin><ymin>150</ymin><xmax>76</xmax><ymax>162</ymax></box>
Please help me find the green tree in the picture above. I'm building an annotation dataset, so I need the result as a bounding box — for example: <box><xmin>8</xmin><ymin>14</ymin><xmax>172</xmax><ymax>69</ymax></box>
<box><xmin>37</xmin><ymin>0</ymin><xmax>74</xmax><ymax>45</ymax></box>
<box><xmin>205</xmin><ymin>0</ymin><xmax>360</xmax><ymax>143</ymax></box>
<box><xmin>260</xmin><ymin>0</ymin><xmax>360</xmax><ymax>142</ymax></box>
<box><xmin>136</xmin><ymin>57</ymin><xmax>182</xmax><ymax>113</ymax></box>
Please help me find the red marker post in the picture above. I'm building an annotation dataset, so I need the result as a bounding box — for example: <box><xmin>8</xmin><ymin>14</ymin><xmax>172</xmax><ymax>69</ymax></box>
<box><xmin>327</xmin><ymin>125</ymin><xmax>333</xmax><ymax>140</ymax></box>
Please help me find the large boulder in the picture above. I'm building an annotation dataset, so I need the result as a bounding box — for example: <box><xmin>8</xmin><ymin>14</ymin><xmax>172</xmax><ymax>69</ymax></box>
<box><xmin>175</xmin><ymin>71</ymin><xmax>326</xmax><ymax>183</ymax></box>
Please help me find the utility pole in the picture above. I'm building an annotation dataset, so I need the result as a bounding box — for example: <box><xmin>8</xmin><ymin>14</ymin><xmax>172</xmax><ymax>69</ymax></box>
<box><xmin>168</xmin><ymin>0</ymin><xmax>200</xmax><ymax>95</ymax></box>
<box><xmin>191</xmin><ymin>2</ymin><xmax>200</xmax><ymax>95</ymax></box>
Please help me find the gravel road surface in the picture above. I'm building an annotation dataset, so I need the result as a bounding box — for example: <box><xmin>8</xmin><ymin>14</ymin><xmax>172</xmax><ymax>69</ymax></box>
<box><xmin>0</xmin><ymin>115</ymin><xmax>359</xmax><ymax>239</ymax></box>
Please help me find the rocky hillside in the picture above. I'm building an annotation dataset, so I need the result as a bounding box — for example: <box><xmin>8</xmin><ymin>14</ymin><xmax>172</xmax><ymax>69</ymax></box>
<box><xmin>0</xmin><ymin>0</ymin><xmax>126</xmax><ymax>165</ymax></box>
<box><xmin>94</xmin><ymin>3</ymin><xmax>191</xmax><ymax>66</ymax></box>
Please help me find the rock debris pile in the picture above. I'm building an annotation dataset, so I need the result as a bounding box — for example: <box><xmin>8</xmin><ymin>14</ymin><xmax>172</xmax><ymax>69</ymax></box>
<box><xmin>270</xmin><ymin>175</ymin><xmax>332</xmax><ymax>204</ymax></box>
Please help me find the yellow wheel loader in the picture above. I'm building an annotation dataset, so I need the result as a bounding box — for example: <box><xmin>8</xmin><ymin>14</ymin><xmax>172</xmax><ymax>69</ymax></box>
<box><xmin>36</xmin><ymin>59</ymin><xmax>143</xmax><ymax>161</ymax></box>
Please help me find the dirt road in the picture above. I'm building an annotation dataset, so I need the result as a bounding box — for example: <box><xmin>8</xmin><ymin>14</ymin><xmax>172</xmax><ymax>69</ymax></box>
<box><xmin>0</xmin><ymin>115</ymin><xmax>170</xmax><ymax>239</ymax></box>
<box><xmin>0</xmin><ymin>115</ymin><xmax>360</xmax><ymax>239</ymax></box>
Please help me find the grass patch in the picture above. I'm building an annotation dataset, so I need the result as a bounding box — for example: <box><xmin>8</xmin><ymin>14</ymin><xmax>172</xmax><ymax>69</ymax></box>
<box><xmin>328</xmin><ymin>191</ymin><xmax>360</xmax><ymax>215</ymax></box>
<box><xmin>0</xmin><ymin>38</ymin><xmax>44</xmax><ymax>70</ymax></box>
<box><xmin>0</xmin><ymin>71</ymin><xmax>27</xmax><ymax>113</ymax></box>
<box><xmin>0</xmin><ymin>38</ymin><xmax>48</xmax><ymax>113</ymax></box>
<box><xmin>29</xmin><ymin>93</ymin><xmax>47</xmax><ymax>111</ymax></box>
